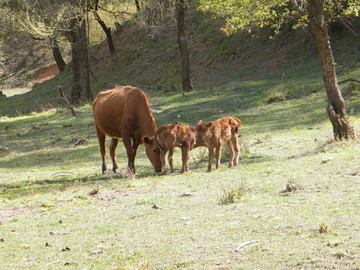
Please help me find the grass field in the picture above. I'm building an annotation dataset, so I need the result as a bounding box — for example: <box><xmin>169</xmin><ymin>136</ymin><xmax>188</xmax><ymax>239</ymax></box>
<box><xmin>1</xmin><ymin>12</ymin><xmax>360</xmax><ymax>268</ymax></box>
<box><xmin>0</xmin><ymin>79</ymin><xmax>359</xmax><ymax>269</ymax></box>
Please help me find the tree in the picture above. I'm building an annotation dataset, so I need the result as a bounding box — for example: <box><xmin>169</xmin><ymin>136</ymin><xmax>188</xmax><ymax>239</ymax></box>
<box><xmin>139</xmin><ymin>0</ymin><xmax>194</xmax><ymax>93</ymax></box>
<box><xmin>3</xmin><ymin>0</ymin><xmax>68</xmax><ymax>73</ymax></box>
<box><xmin>65</xmin><ymin>0</ymin><xmax>93</xmax><ymax>103</ymax></box>
<box><xmin>175</xmin><ymin>0</ymin><xmax>193</xmax><ymax>92</ymax></box>
<box><xmin>51</xmin><ymin>38</ymin><xmax>67</xmax><ymax>72</ymax></box>
<box><xmin>307</xmin><ymin>0</ymin><xmax>354</xmax><ymax>140</ymax></box>
<box><xmin>199</xmin><ymin>0</ymin><xmax>358</xmax><ymax>140</ymax></box>
<box><xmin>90</xmin><ymin>0</ymin><xmax>116</xmax><ymax>56</ymax></box>
<box><xmin>3</xmin><ymin>0</ymin><xmax>93</xmax><ymax>103</ymax></box>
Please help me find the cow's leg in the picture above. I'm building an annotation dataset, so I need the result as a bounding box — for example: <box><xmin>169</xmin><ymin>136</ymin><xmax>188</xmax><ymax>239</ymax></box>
<box><xmin>181</xmin><ymin>144</ymin><xmax>190</xmax><ymax>172</ymax></box>
<box><xmin>207</xmin><ymin>147</ymin><xmax>214</xmax><ymax>172</ymax></box>
<box><xmin>232</xmin><ymin>134</ymin><xmax>240</xmax><ymax>166</ymax></box>
<box><xmin>227</xmin><ymin>141</ymin><xmax>235</xmax><ymax>168</ymax></box>
<box><xmin>95</xmin><ymin>126</ymin><xmax>107</xmax><ymax>174</ymax></box>
<box><xmin>215</xmin><ymin>145</ymin><xmax>222</xmax><ymax>169</ymax></box>
<box><xmin>168</xmin><ymin>146</ymin><xmax>175</xmax><ymax>173</ymax></box>
<box><xmin>160</xmin><ymin>149</ymin><xmax>167</xmax><ymax>173</ymax></box>
<box><xmin>122</xmin><ymin>135</ymin><xmax>136</xmax><ymax>174</ymax></box>
<box><xmin>109</xmin><ymin>138</ymin><xmax>120</xmax><ymax>174</ymax></box>
<box><xmin>130</xmin><ymin>141</ymin><xmax>140</xmax><ymax>174</ymax></box>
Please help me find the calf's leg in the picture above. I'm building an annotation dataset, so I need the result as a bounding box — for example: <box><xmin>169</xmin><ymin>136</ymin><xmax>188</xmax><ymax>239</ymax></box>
<box><xmin>168</xmin><ymin>146</ymin><xmax>175</xmax><ymax>173</ymax></box>
<box><xmin>207</xmin><ymin>148</ymin><xmax>214</xmax><ymax>172</ymax></box>
<box><xmin>181</xmin><ymin>144</ymin><xmax>190</xmax><ymax>172</ymax></box>
<box><xmin>227</xmin><ymin>141</ymin><xmax>235</xmax><ymax>168</ymax></box>
<box><xmin>215</xmin><ymin>145</ymin><xmax>222</xmax><ymax>169</ymax></box>
<box><xmin>159</xmin><ymin>149</ymin><xmax>167</xmax><ymax>173</ymax></box>
<box><xmin>232</xmin><ymin>134</ymin><xmax>240</xmax><ymax>166</ymax></box>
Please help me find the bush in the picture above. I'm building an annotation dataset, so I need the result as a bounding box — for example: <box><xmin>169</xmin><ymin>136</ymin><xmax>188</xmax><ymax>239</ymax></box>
<box><xmin>219</xmin><ymin>181</ymin><xmax>246</xmax><ymax>205</ymax></box>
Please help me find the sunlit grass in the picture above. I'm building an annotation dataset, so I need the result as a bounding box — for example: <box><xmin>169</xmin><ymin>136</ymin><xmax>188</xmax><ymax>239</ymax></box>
<box><xmin>0</xmin><ymin>87</ymin><xmax>31</xmax><ymax>97</ymax></box>
<box><xmin>1</xmin><ymin>82</ymin><xmax>359</xmax><ymax>268</ymax></box>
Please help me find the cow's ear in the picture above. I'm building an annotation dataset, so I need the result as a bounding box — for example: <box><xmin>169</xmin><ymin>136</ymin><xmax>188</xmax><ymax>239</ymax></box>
<box><xmin>206</xmin><ymin>122</ymin><xmax>212</xmax><ymax>127</ymax></box>
<box><xmin>197</xmin><ymin>120</ymin><xmax>203</xmax><ymax>125</ymax></box>
<box><xmin>143</xmin><ymin>136</ymin><xmax>153</xmax><ymax>145</ymax></box>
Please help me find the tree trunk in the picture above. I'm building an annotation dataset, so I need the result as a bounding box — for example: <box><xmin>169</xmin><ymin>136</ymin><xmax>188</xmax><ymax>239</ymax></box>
<box><xmin>134</xmin><ymin>0</ymin><xmax>141</xmax><ymax>12</ymax></box>
<box><xmin>92</xmin><ymin>10</ymin><xmax>116</xmax><ymax>55</ymax></box>
<box><xmin>67</xmin><ymin>17</ymin><xmax>93</xmax><ymax>104</ymax></box>
<box><xmin>51</xmin><ymin>39</ymin><xmax>66</xmax><ymax>72</ymax></box>
<box><xmin>175</xmin><ymin>0</ymin><xmax>193</xmax><ymax>93</ymax></box>
<box><xmin>307</xmin><ymin>0</ymin><xmax>354</xmax><ymax>140</ymax></box>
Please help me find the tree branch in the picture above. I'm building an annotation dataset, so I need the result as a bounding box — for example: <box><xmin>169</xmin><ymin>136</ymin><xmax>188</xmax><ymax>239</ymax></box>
<box><xmin>58</xmin><ymin>86</ymin><xmax>76</xmax><ymax>116</ymax></box>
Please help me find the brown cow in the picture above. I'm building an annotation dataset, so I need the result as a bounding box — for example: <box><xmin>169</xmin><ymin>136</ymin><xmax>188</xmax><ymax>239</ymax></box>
<box><xmin>195</xmin><ymin>116</ymin><xmax>242</xmax><ymax>171</ymax></box>
<box><xmin>151</xmin><ymin>124</ymin><xmax>196</xmax><ymax>173</ymax></box>
<box><xmin>93</xmin><ymin>86</ymin><xmax>162</xmax><ymax>174</ymax></box>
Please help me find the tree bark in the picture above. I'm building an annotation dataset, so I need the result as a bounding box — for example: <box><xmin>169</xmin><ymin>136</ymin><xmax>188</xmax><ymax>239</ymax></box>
<box><xmin>67</xmin><ymin>17</ymin><xmax>93</xmax><ymax>104</ymax></box>
<box><xmin>51</xmin><ymin>39</ymin><xmax>66</xmax><ymax>72</ymax></box>
<box><xmin>175</xmin><ymin>0</ymin><xmax>193</xmax><ymax>93</ymax></box>
<box><xmin>307</xmin><ymin>0</ymin><xmax>354</xmax><ymax>140</ymax></box>
<box><xmin>134</xmin><ymin>0</ymin><xmax>141</xmax><ymax>12</ymax></box>
<box><xmin>92</xmin><ymin>10</ymin><xmax>116</xmax><ymax>55</ymax></box>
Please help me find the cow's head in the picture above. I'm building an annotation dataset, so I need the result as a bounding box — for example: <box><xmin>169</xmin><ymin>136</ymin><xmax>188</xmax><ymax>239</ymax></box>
<box><xmin>143</xmin><ymin>135</ymin><xmax>162</xmax><ymax>172</ymax></box>
<box><xmin>195</xmin><ymin>120</ymin><xmax>212</xmax><ymax>140</ymax></box>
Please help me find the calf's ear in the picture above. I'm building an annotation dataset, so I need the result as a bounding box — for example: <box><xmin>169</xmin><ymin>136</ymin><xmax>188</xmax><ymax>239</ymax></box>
<box><xmin>206</xmin><ymin>122</ymin><xmax>213</xmax><ymax>127</ymax></box>
<box><xmin>143</xmin><ymin>136</ymin><xmax>153</xmax><ymax>145</ymax></box>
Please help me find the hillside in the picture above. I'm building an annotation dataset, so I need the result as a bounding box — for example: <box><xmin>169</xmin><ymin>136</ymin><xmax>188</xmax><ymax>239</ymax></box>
<box><xmin>1</xmin><ymin>10</ymin><xmax>360</xmax><ymax>117</ymax></box>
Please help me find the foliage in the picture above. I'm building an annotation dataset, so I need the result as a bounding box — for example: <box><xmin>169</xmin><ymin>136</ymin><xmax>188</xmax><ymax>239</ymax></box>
<box><xmin>198</xmin><ymin>0</ymin><xmax>360</xmax><ymax>35</ymax></box>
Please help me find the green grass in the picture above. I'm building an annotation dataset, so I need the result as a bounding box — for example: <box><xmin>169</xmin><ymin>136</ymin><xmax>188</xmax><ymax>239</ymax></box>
<box><xmin>1</xmin><ymin>83</ymin><xmax>359</xmax><ymax>269</ymax></box>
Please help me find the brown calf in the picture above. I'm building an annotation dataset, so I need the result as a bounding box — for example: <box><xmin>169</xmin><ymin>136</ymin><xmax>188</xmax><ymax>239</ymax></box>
<box><xmin>145</xmin><ymin>124</ymin><xmax>196</xmax><ymax>173</ymax></box>
<box><xmin>219</xmin><ymin>116</ymin><xmax>242</xmax><ymax>166</ymax></box>
<box><xmin>195</xmin><ymin>116</ymin><xmax>242</xmax><ymax>171</ymax></box>
<box><xmin>93</xmin><ymin>86</ymin><xmax>162</xmax><ymax>174</ymax></box>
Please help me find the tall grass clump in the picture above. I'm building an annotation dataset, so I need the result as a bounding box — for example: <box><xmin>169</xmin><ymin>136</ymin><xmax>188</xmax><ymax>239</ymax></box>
<box><xmin>219</xmin><ymin>181</ymin><xmax>246</xmax><ymax>205</ymax></box>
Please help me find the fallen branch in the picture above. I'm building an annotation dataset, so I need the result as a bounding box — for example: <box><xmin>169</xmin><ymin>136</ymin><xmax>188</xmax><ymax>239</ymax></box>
<box><xmin>58</xmin><ymin>86</ymin><xmax>76</xmax><ymax>117</ymax></box>
<box><xmin>338</xmin><ymin>78</ymin><xmax>360</xmax><ymax>84</ymax></box>
<box><xmin>235</xmin><ymin>240</ymin><xmax>260</xmax><ymax>252</ymax></box>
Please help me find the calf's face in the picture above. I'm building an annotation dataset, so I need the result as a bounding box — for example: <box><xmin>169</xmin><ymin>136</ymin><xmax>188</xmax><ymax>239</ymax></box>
<box><xmin>195</xmin><ymin>120</ymin><xmax>212</xmax><ymax>140</ymax></box>
<box><xmin>143</xmin><ymin>136</ymin><xmax>162</xmax><ymax>172</ymax></box>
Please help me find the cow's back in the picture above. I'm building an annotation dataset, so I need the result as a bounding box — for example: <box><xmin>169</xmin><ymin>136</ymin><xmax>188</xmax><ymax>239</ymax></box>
<box><xmin>93</xmin><ymin>86</ymin><xmax>155</xmax><ymax>139</ymax></box>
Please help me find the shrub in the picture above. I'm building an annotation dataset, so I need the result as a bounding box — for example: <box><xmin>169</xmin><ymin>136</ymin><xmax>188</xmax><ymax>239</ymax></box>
<box><xmin>265</xmin><ymin>90</ymin><xmax>287</xmax><ymax>103</ymax></box>
<box><xmin>219</xmin><ymin>181</ymin><xmax>246</xmax><ymax>205</ymax></box>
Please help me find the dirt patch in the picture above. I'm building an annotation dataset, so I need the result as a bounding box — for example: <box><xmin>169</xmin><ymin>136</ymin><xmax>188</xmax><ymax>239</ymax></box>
<box><xmin>98</xmin><ymin>187</ymin><xmax>157</xmax><ymax>202</ymax></box>
<box><xmin>99</xmin><ymin>188</ymin><xmax>145</xmax><ymax>202</ymax></box>
<box><xmin>0</xmin><ymin>206</ymin><xmax>37</xmax><ymax>221</ymax></box>
<box><xmin>32</xmin><ymin>64</ymin><xmax>60</xmax><ymax>84</ymax></box>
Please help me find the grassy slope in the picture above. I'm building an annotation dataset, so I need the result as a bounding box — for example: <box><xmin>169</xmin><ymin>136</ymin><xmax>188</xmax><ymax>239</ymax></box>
<box><xmin>1</xmin><ymin>14</ymin><xmax>360</xmax><ymax>270</ymax></box>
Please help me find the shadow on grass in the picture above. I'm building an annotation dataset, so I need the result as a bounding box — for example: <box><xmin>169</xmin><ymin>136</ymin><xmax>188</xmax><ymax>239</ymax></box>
<box><xmin>0</xmin><ymin>168</ymin><xmax>161</xmax><ymax>199</ymax></box>
<box><xmin>154</xmin><ymin>77</ymin><xmax>327</xmax><ymax>131</ymax></box>
<box><xmin>0</xmin><ymin>145</ymin><xmax>100</xmax><ymax>169</ymax></box>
